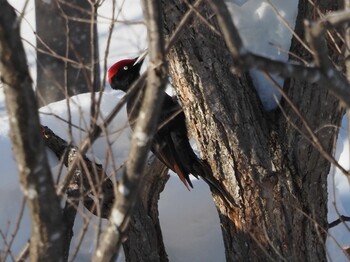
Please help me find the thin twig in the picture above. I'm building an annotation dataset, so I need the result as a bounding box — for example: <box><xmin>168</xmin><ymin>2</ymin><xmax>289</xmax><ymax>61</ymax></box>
<box><xmin>1</xmin><ymin>198</ymin><xmax>26</xmax><ymax>262</ymax></box>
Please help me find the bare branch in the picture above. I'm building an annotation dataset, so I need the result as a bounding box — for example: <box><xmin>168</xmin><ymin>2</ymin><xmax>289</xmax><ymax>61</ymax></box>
<box><xmin>0</xmin><ymin>198</ymin><xmax>26</xmax><ymax>262</ymax></box>
<box><xmin>41</xmin><ymin>125</ymin><xmax>115</xmax><ymax>218</ymax></box>
<box><xmin>92</xmin><ymin>0</ymin><xmax>168</xmax><ymax>260</ymax></box>
<box><xmin>207</xmin><ymin>0</ymin><xmax>243</xmax><ymax>59</ymax></box>
<box><xmin>0</xmin><ymin>0</ymin><xmax>64</xmax><ymax>260</ymax></box>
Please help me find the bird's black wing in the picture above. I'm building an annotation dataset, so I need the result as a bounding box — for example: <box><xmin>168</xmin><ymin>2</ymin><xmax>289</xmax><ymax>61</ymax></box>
<box><xmin>158</xmin><ymin>94</ymin><xmax>238</xmax><ymax>207</ymax></box>
<box><xmin>151</xmin><ymin>130</ymin><xmax>194</xmax><ymax>190</ymax></box>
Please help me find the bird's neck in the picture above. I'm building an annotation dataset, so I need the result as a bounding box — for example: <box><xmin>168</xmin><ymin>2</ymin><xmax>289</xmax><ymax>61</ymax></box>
<box><xmin>126</xmin><ymin>88</ymin><xmax>145</xmax><ymax>130</ymax></box>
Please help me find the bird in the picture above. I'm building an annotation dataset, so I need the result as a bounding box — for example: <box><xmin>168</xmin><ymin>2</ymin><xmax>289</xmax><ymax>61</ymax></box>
<box><xmin>108</xmin><ymin>54</ymin><xmax>236</xmax><ymax>207</ymax></box>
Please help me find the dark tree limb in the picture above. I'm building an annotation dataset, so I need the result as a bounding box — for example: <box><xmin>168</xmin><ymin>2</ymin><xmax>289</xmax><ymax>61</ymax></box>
<box><xmin>41</xmin><ymin>125</ymin><xmax>115</xmax><ymax>219</ymax></box>
<box><xmin>0</xmin><ymin>1</ymin><xmax>64</xmax><ymax>260</ymax></box>
<box><xmin>62</xmin><ymin>174</ymin><xmax>80</xmax><ymax>261</ymax></box>
<box><xmin>41</xmin><ymin>124</ymin><xmax>115</xmax><ymax>260</ymax></box>
<box><xmin>328</xmin><ymin>215</ymin><xmax>350</xmax><ymax>228</ymax></box>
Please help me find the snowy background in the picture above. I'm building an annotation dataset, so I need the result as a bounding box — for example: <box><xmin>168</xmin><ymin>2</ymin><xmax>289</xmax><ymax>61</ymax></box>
<box><xmin>0</xmin><ymin>0</ymin><xmax>349</xmax><ymax>261</ymax></box>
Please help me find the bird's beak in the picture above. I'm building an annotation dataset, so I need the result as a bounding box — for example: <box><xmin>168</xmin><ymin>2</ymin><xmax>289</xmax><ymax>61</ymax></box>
<box><xmin>133</xmin><ymin>49</ymin><xmax>148</xmax><ymax>66</ymax></box>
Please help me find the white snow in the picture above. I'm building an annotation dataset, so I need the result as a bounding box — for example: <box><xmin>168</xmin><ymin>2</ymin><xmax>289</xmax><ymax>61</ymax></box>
<box><xmin>227</xmin><ymin>0</ymin><xmax>299</xmax><ymax>110</ymax></box>
<box><xmin>327</xmin><ymin>116</ymin><xmax>350</xmax><ymax>261</ymax></box>
<box><xmin>111</xmin><ymin>209</ymin><xmax>125</xmax><ymax>228</ymax></box>
<box><xmin>133</xmin><ymin>129</ymin><xmax>149</xmax><ymax>146</ymax></box>
<box><xmin>117</xmin><ymin>183</ymin><xmax>130</xmax><ymax>196</ymax></box>
<box><xmin>1</xmin><ymin>0</ymin><xmax>350</xmax><ymax>262</ymax></box>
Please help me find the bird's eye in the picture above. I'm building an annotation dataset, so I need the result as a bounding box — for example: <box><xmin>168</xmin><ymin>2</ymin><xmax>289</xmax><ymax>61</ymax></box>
<box><xmin>123</xmin><ymin>66</ymin><xmax>128</xmax><ymax>70</ymax></box>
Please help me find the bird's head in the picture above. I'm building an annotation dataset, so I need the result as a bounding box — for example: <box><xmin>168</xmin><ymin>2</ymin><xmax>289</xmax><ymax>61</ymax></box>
<box><xmin>108</xmin><ymin>56</ymin><xmax>145</xmax><ymax>92</ymax></box>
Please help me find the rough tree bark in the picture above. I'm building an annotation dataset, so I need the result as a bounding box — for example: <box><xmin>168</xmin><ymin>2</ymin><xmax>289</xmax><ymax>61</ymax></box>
<box><xmin>123</xmin><ymin>158</ymin><xmax>169</xmax><ymax>262</ymax></box>
<box><xmin>0</xmin><ymin>1</ymin><xmax>64</xmax><ymax>261</ymax></box>
<box><xmin>35</xmin><ymin>0</ymin><xmax>100</xmax><ymax>106</ymax></box>
<box><xmin>161</xmin><ymin>0</ymin><xmax>343</xmax><ymax>261</ymax></box>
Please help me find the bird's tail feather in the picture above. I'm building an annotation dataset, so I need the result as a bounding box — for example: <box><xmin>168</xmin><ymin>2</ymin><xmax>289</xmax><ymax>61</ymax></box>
<box><xmin>173</xmin><ymin>162</ymin><xmax>193</xmax><ymax>190</ymax></box>
<box><xmin>193</xmin><ymin>160</ymin><xmax>238</xmax><ymax>208</ymax></box>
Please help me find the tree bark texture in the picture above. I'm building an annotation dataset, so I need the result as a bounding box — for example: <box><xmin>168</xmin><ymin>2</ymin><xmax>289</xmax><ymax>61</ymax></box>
<box><xmin>35</xmin><ymin>0</ymin><xmax>100</xmax><ymax>106</ymax></box>
<box><xmin>161</xmin><ymin>0</ymin><xmax>343</xmax><ymax>261</ymax></box>
<box><xmin>0</xmin><ymin>1</ymin><xmax>64</xmax><ymax>260</ymax></box>
<box><xmin>123</xmin><ymin>157</ymin><xmax>169</xmax><ymax>262</ymax></box>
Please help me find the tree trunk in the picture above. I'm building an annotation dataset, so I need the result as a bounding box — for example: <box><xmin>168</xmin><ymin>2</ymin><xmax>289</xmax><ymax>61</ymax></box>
<box><xmin>0</xmin><ymin>1</ymin><xmax>64</xmax><ymax>260</ymax></box>
<box><xmin>35</xmin><ymin>0</ymin><xmax>100</xmax><ymax>106</ymax></box>
<box><xmin>161</xmin><ymin>0</ymin><xmax>343</xmax><ymax>261</ymax></box>
<box><xmin>123</xmin><ymin>157</ymin><xmax>169</xmax><ymax>262</ymax></box>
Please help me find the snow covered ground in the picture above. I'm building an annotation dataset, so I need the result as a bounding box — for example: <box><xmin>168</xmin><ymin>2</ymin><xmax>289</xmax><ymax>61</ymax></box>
<box><xmin>0</xmin><ymin>0</ymin><xmax>349</xmax><ymax>261</ymax></box>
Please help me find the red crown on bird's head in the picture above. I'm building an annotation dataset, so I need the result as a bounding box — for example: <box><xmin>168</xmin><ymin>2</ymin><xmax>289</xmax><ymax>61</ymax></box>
<box><xmin>108</xmin><ymin>58</ymin><xmax>137</xmax><ymax>85</ymax></box>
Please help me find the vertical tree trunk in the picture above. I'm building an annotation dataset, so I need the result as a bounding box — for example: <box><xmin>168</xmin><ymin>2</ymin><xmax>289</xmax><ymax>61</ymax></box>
<box><xmin>161</xmin><ymin>0</ymin><xmax>343</xmax><ymax>260</ymax></box>
<box><xmin>0</xmin><ymin>1</ymin><xmax>64</xmax><ymax>260</ymax></box>
<box><xmin>123</xmin><ymin>157</ymin><xmax>169</xmax><ymax>262</ymax></box>
<box><xmin>35</xmin><ymin>0</ymin><xmax>100</xmax><ymax>106</ymax></box>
